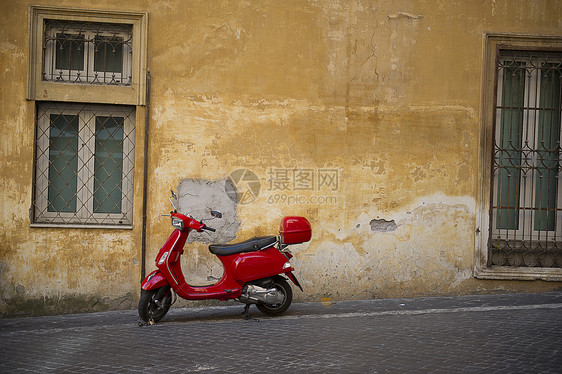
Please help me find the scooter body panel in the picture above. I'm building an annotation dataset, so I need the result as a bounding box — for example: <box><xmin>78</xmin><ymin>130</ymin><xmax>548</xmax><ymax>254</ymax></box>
<box><xmin>229</xmin><ymin>247</ymin><xmax>292</xmax><ymax>283</ymax></box>
<box><xmin>155</xmin><ymin>229</ymin><xmax>188</xmax><ymax>266</ymax></box>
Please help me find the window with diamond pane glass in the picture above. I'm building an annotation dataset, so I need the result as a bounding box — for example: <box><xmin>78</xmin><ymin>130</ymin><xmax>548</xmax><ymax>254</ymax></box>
<box><xmin>33</xmin><ymin>103</ymin><xmax>135</xmax><ymax>226</ymax></box>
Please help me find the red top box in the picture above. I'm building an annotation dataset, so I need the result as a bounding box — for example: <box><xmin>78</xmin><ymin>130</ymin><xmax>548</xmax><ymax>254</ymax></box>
<box><xmin>279</xmin><ymin>216</ymin><xmax>311</xmax><ymax>244</ymax></box>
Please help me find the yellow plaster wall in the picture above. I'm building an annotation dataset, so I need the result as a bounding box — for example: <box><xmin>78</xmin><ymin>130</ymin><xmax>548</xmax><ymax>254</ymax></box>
<box><xmin>1</xmin><ymin>0</ymin><xmax>561</xmax><ymax>316</ymax></box>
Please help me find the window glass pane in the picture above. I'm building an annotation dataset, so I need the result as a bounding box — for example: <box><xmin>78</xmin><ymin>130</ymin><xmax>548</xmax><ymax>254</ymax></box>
<box><xmin>496</xmin><ymin>62</ymin><xmax>525</xmax><ymax>230</ymax></box>
<box><xmin>94</xmin><ymin>36</ymin><xmax>123</xmax><ymax>73</ymax></box>
<box><xmin>94</xmin><ymin>116</ymin><xmax>124</xmax><ymax>214</ymax></box>
<box><xmin>48</xmin><ymin>114</ymin><xmax>78</xmax><ymax>212</ymax></box>
<box><xmin>55</xmin><ymin>33</ymin><xmax>84</xmax><ymax>71</ymax></box>
<box><xmin>534</xmin><ymin>64</ymin><xmax>562</xmax><ymax>231</ymax></box>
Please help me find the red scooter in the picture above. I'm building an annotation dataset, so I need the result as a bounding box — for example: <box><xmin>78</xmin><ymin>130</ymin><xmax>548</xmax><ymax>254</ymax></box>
<box><xmin>138</xmin><ymin>190</ymin><xmax>311</xmax><ymax>323</ymax></box>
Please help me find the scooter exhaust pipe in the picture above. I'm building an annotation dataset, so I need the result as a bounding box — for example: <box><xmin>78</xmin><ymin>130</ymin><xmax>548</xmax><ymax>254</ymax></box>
<box><xmin>238</xmin><ymin>285</ymin><xmax>284</xmax><ymax>305</ymax></box>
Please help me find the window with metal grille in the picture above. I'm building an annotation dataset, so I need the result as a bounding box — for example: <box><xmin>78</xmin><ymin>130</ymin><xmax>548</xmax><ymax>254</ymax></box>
<box><xmin>490</xmin><ymin>50</ymin><xmax>562</xmax><ymax>267</ymax></box>
<box><xmin>43</xmin><ymin>20</ymin><xmax>132</xmax><ymax>85</ymax></box>
<box><xmin>33</xmin><ymin>102</ymin><xmax>135</xmax><ymax>226</ymax></box>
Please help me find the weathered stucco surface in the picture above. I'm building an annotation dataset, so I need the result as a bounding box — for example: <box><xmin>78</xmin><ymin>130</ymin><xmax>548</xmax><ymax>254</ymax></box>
<box><xmin>1</xmin><ymin>0</ymin><xmax>561</xmax><ymax>316</ymax></box>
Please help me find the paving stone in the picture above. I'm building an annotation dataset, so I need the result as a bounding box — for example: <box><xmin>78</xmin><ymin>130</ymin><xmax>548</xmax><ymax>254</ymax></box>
<box><xmin>0</xmin><ymin>292</ymin><xmax>561</xmax><ymax>373</ymax></box>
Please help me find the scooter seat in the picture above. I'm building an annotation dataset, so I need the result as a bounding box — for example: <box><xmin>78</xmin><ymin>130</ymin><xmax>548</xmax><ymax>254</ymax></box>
<box><xmin>208</xmin><ymin>236</ymin><xmax>277</xmax><ymax>256</ymax></box>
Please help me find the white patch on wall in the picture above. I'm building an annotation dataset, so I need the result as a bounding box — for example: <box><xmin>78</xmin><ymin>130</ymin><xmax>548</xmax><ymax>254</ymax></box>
<box><xmin>177</xmin><ymin>179</ymin><xmax>241</xmax><ymax>244</ymax></box>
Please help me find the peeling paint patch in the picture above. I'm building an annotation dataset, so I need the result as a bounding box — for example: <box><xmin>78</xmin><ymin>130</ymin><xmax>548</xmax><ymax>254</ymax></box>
<box><xmin>177</xmin><ymin>179</ymin><xmax>241</xmax><ymax>244</ymax></box>
<box><xmin>387</xmin><ymin>12</ymin><xmax>423</xmax><ymax>20</ymax></box>
<box><xmin>370</xmin><ymin>219</ymin><xmax>398</xmax><ymax>232</ymax></box>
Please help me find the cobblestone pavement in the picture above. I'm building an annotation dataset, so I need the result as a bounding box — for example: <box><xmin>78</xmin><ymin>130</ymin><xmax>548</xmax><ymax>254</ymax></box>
<box><xmin>1</xmin><ymin>292</ymin><xmax>561</xmax><ymax>373</ymax></box>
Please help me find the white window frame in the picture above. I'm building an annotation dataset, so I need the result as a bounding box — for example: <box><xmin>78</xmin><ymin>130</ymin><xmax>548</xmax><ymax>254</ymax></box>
<box><xmin>43</xmin><ymin>22</ymin><xmax>133</xmax><ymax>85</ymax></box>
<box><xmin>34</xmin><ymin>103</ymin><xmax>135</xmax><ymax>227</ymax></box>
<box><xmin>492</xmin><ymin>57</ymin><xmax>562</xmax><ymax>242</ymax></box>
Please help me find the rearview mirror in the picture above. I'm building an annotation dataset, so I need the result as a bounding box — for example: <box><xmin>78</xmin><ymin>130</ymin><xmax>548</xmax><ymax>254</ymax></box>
<box><xmin>168</xmin><ymin>190</ymin><xmax>178</xmax><ymax>210</ymax></box>
<box><xmin>210</xmin><ymin>210</ymin><xmax>222</xmax><ymax>218</ymax></box>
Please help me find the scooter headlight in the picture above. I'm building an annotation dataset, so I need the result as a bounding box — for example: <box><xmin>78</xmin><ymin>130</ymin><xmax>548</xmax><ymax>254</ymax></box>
<box><xmin>171</xmin><ymin>216</ymin><xmax>184</xmax><ymax>230</ymax></box>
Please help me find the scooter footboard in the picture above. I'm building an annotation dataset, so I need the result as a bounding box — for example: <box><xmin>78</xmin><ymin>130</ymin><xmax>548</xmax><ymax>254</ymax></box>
<box><xmin>141</xmin><ymin>270</ymin><xmax>170</xmax><ymax>290</ymax></box>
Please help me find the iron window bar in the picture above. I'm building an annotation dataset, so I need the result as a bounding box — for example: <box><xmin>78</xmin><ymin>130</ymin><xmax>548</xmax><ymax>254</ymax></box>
<box><xmin>490</xmin><ymin>50</ymin><xmax>562</xmax><ymax>268</ymax></box>
<box><xmin>42</xmin><ymin>20</ymin><xmax>133</xmax><ymax>86</ymax></box>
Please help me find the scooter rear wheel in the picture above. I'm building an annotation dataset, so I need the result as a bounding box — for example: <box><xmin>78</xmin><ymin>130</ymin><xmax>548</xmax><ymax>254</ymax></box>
<box><xmin>138</xmin><ymin>287</ymin><xmax>171</xmax><ymax>323</ymax></box>
<box><xmin>256</xmin><ymin>278</ymin><xmax>293</xmax><ymax>316</ymax></box>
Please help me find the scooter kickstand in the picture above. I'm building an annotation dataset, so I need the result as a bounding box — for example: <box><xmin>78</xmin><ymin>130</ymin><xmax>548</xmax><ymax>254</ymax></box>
<box><xmin>241</xmin><ymin>305</ymin><xmax>260</xmax><ymax>321</ymax></box>
<box><xmin>242</xmin><ymin>304</ymin><xmax>251</xmax><ymax>320</ymax></box>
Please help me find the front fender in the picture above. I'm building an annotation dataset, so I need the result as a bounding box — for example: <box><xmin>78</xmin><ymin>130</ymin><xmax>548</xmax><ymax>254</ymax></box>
<box><xmin>141</xmin><ymin>270</ymin><xmax>170</xmax><ymax>290</ymax></box>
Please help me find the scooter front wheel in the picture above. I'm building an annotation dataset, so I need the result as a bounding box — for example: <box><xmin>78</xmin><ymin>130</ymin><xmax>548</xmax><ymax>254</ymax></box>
<box><xmin>256</xmin><ymin>277</ymin><xmax>293</xmax><ymax>316</ymax></box>
<box><xmin>138</xmin><ymin>287</ymin><xmax>171</xmax><ymax>323</ymax></box>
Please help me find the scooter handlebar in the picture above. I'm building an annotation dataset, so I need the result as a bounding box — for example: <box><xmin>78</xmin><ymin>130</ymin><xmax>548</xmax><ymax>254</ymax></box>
<box><xmin>202</xmin><ymin>225</ymin><xmax>216</xmax><ymax>232</ymax></box>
